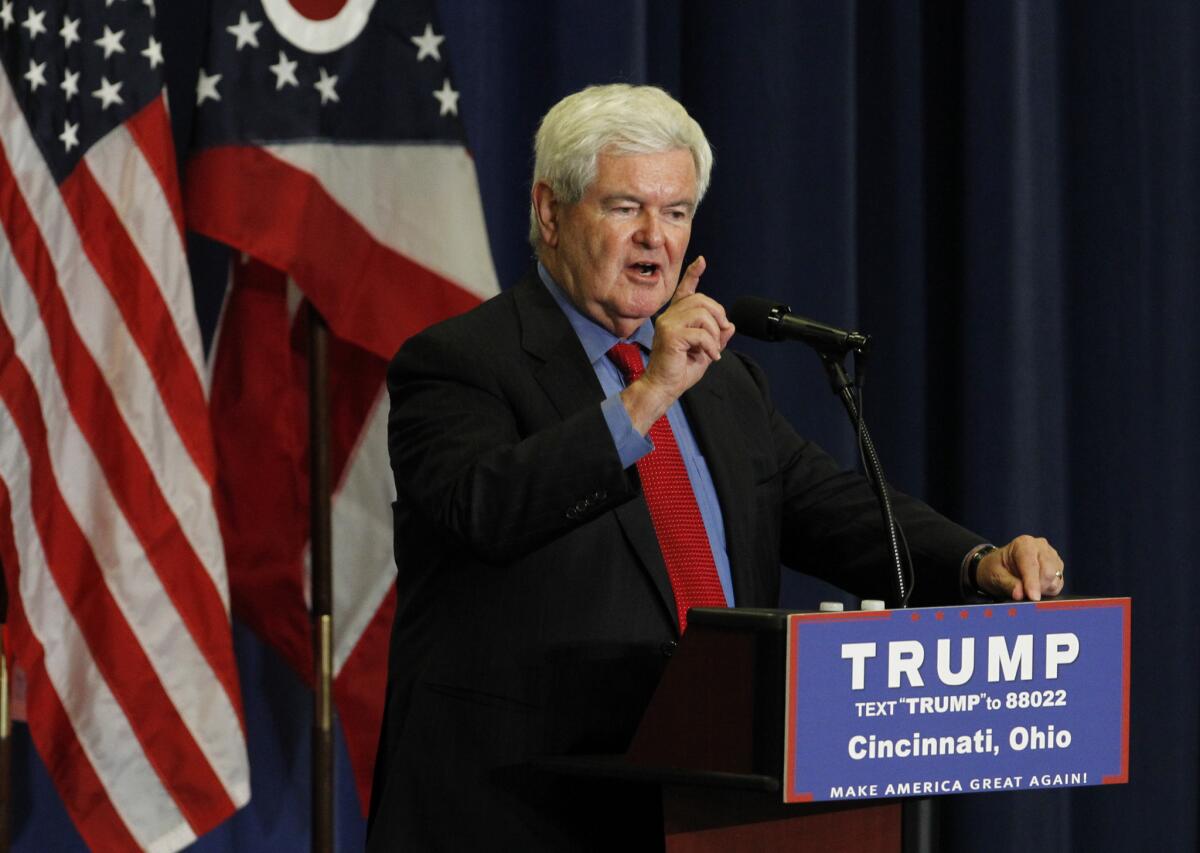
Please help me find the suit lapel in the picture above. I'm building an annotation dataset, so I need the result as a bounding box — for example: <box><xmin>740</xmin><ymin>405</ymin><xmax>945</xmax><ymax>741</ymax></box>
<box><xmin>512</xmin><ymin>272</ymin><xmax>680</xmax><ymax>630</ymax></box>
<box><xmin>681</xmin><ymin>365</ymin><xmax>758</xmax><ymax>606</ymax></box>
<box><xmin>514</xmin><ymin>273</ymin><xmax>603</xmax><ymax>420</ymax></box>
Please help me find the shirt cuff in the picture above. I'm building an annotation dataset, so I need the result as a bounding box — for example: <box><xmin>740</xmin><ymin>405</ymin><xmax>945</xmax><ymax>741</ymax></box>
<box><xmin>601</xmin><ymin>394</ymin><xmax>653</xmax><ymax>469</ymax></box>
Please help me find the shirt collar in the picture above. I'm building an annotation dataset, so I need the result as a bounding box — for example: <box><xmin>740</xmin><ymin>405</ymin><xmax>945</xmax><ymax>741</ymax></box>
<box><xmin>537</xmin><ymin>262</ymin><xmax>655</xmax><ymax>364</ymax></box>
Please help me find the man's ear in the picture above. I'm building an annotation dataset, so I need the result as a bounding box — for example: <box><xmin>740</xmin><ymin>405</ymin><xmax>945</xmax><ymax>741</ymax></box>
<box><xmin>532</xmin><ymin>182</ymin><xmax>560</xmax><ymax>248</ymax></box>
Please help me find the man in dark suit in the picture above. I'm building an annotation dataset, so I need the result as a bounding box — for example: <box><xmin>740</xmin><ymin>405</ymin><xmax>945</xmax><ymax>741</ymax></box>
<box><xmin>367</xmin><ymin>84</ymin><xmax>1064</xmax><ymax>851</ymax></box>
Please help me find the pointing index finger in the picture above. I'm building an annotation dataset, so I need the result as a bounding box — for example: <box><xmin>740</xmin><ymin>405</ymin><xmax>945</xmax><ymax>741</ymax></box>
<box><xmin>672</xmin><ymin>255</ymin><xmax>706</xmax><ymax>304</ymax></box>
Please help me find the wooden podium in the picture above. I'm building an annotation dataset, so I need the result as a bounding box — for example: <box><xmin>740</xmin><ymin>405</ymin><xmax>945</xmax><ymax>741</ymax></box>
<box><xmin>536</xmin><ymin>608</ymin><xmax>901</xmax><ymax>852</ymax></box>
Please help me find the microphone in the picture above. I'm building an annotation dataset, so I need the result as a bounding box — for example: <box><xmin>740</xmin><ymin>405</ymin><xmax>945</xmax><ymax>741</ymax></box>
<box><xmin>728</xmin><ymin>296</ymin><xmax>870</xmax><ymax>352</ymax></box>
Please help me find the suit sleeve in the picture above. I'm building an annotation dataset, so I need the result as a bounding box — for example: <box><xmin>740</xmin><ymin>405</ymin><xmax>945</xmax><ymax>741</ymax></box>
<box><xmin>387</xmin><ymin>328</ymin><xmax>639</xmax><ymax>565</ymax></box>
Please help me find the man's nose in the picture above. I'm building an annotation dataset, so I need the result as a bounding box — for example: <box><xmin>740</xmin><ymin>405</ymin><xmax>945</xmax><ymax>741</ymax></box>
<box><xmin>634</xmin><ymin>214</ymin><xmax>664</xmax><ymax>248</ymax></box>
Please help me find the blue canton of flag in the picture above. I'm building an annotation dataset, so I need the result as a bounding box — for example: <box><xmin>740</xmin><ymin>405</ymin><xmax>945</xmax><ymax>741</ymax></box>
<box><xmin>191</xmin><ymin>0</ymin><xmax>468</xmax><ymax>149</ymax></box>
<box><xmin>0</xmin><ymin>0</ymin><xmax>163</xmax><ymax>182</ymax></box>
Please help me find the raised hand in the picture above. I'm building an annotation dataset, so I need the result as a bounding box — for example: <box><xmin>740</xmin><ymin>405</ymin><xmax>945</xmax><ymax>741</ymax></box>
<box><xmin>620</xmin><ymin>256</ymin><xmax>735</xmax><ymax>434</ymax></box>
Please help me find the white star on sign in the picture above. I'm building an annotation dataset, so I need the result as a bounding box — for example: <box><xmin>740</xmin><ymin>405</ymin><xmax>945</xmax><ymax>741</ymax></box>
<box><xmin>410</xmin><ymin>23</ymin><xmax>444</xmax><ymax>61</ymax></box>
<box><xmin>269</xmin><ymin>50</ymin><xmax>299</xmax><ymax>90</ymax></box>
<box><xmin>314</xmin><ymin>67</ymin><xmax>339</xmax><ymax>104</ymax></box>
<box><xmin>60</xmin><ymin>15</ymin><xmax>80</xmax><ymax>47</ymax></box>
<box><xmin>59</xmin><ymin>120</ymin><xmax>79</xmax><ymax>152</ymax></box>
<box><xmin>196</xmin><ymin>68</ymin><xmax>222</xmax><ymax>104</ymax></box>
<box><xmin>95</xmin><ymin>26</ymin><xmax>126</xmax><ymax>59</ymax></box>
<box><xmin>61</xmin><ymin>68</ymin><xmax>80</xmax><ymax>100</ymax></box>
<box><xmin>432</xmin><ymin>78</ymin><xmax>459</xmax><ymax>116</ymax></box>
<box><xmin>92</xmin><ymin>76</ymin><xmax>124</xmax><ymax>109</ymax></box>
<box><xmin>21</xmin><ymin>6</ymin><xmax>47</xmax><ymax>39</ymax></box>
<box><xmin>142</xmin><ymin>36</ymin><xmax>164</xmax><ymax>69</ymax></box>
<box><xmin>0</xmin><ymin>3</ymin><xmax>14</xmax><ymax>32</ymax></box>
<box><xmin>23</xmin><ymin>58</ymin><xmax>47</xmax><ymax>91</ymax></box>
<box><xmin>227</xmin><ymin>11</ymin><xmax>263</xmax><ymax>50</ymax></box>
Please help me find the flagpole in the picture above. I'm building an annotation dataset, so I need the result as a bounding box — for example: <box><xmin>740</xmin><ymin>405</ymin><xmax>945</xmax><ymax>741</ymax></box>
<box><xmin>307</xmin><ymin>305</ymin><xmax>334</xmax><ymax>853</ymax></box>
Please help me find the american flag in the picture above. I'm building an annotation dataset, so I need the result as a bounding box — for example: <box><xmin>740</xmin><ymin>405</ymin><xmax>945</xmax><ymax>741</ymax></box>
<box><xmin>185</xmin><ymin>0</ymin><xmax>499</xmax><ymax>812</ymax></box>
<box><xmin>0</xmin><ymin>1</ymin><xmax>249</xmax><ymax>851</ymax></box>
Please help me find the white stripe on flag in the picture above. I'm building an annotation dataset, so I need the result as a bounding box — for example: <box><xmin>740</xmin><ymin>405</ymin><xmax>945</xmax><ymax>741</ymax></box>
<box><xmin>265</xmin><ymin>142</ymin><xmax>501</xmax><ymax>301</ymax></box>
<box><xmin>85</xmin><ymin>123</ymin><xmax>206</xmax><ymax>381</ymax></box>
<box><xmin>328</xmin><ymin>387</ymin><xmax>397</xmax><ymax>675</ymax></box>
<box><xmin>0</xmin><ymin>400</ymin><xmax>197</xmax><ymax>853</ymax></box>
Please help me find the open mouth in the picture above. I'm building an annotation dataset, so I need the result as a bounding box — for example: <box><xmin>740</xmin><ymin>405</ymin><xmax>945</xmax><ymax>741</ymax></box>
<box><xmin>631</xmin><ymin>262</ymin><xmax>659</xmax><ymax>277</ymax></box>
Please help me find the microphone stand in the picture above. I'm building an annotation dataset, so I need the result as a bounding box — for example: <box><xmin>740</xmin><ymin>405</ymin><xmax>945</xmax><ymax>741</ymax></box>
<box><xmin>816</xmin><ymin>350</ymin><xmax>910</xmax><ymax>607</ymax></box>
<box><xmin>818</xmin><ymin>348</ymin><xmax>936</xmax><ymax>853</ymax></box>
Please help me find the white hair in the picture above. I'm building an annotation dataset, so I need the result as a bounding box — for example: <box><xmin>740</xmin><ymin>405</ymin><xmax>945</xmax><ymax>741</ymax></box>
<box><xmin>529</xmin><ymin>84</ymin><xmax>714</xmax><ymax>247</ymax></box>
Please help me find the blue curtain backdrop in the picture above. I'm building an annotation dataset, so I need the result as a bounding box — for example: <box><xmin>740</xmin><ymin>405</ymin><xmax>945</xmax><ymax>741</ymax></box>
<box><xmin>9</xmin><ymin>1</ymin><xmax>1197</xmax><ymax>851</ymax></box>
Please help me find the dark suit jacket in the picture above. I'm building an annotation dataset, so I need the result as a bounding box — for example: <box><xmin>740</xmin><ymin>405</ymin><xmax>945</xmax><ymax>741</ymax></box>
<box><xmin>367</xmin><ymin>270</ymin><xmax>983</xmax><ymax>851</ymax></box>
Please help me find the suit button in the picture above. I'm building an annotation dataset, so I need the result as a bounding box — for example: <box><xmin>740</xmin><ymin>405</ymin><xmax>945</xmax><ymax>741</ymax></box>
<box><xmin>659</xmin><ymin>641</ymin><xmax>677</xmax><ymax>658</ymax></box>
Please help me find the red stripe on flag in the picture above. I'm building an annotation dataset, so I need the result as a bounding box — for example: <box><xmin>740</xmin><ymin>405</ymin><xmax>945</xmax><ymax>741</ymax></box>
<box><xmin>323</xmin><ymin>319</ymin><xmax>389</xmax><ymax>494</ymax></box>
<box><xmin>0</xmin><ymin>147</ymin><xmax>244</xmax><ymax>731</ymax></box>
<box><xmin>0</xmin><ymin>321</ymin><xmax>236</xmax><ymax>832</ymax></box>
<box><xmin>125</xmin><ymin>95</ymin><xmax>186</xmax><ymax>242</ymax></box>
<box><xmin>210</xmin><ymin>263</ymin><xmax>313</xmax><ymax>676</ymax></box>
<box><xmin>0</xmin><ymin>488</ymin><xmax>141</xmax><ymax>853</ymax></box>
<box><xmin>58</xmin><ymin>160</ymin><xmax>217</xmax><ymax>486</ymax></box>
<box><xmin>186</xmin><ymin>145</ymin><xmax>482</xmax><ymax>359</ymax></box>
<box><xmin>334</xmin><ymin>584</ymin><xmax>396</xmax><ymax>814</ymax></box>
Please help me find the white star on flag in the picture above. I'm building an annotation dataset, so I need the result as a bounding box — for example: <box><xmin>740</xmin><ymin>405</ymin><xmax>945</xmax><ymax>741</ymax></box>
<box><xmin>314</xmin><ymin>67</ymin><xmax>339</xmax><ymax>104</ymax></box>
<box><xmin>142</xmin><ymin>36</ymin><xmax>164</xmax><ymax>69</ymax></box>
<box><xmin>60</xmin><ymin>68</ymin><xmax>79</xmax><ymax>100</ymax></box>
<box><xmin>411</xmin><ymin>23</ymin><xmax>445</xmax><ymax>61</ymax></box>
<box><xmin>92</xmin><ymin>75</ymin><xmax>124</xmax><ymax>108</ymax></box>
<box><xmin>226</xmin><ymin>11</ymin><xmax>262</xmax><ymax>50</ymax></box>
<box><xmin>23</xmin><ymin>58</ymin><xmax>47</xmax><ymax>91</ymax></box>
<box><xmin>0</xmin><ymin>2</ymin><xmax>13</xmax><ymax>31</ymax></box>
<box><xmin>433</xmin><ymin>77</ymin><xmax>459</xmax><ymax>116</ymax></box>
<box><xmin>269</xmin><ymin>50</ymin><xmax>299</xmax><ymax>90</ymax></box>
<box><xmin>21</xmin><ymin>6</ymin><xmax>46</xmax><ymax>39</ymax></box>
<box><xmin>95</xmin><ymin>25</ymin><xmax>126</xmax><ymax>59</ymax></box>
<box><xmin>59</xmin><ymin>15</ymin><xmax>80</xmax><ymax>46</ymax></box>
<box><xmin>197</xmin><ymin>68</ymin><xmax>222</xmax><ymax>104</ymax></box>
<box><xmin>59</xmin><ymin>119</ymin><xmax>79</xmax><ymax>151</ymax></box>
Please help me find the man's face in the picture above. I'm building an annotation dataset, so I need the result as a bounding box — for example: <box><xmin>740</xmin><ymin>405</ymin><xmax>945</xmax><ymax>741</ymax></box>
<box><xmin>537</xmin><ymin>148</ymin><xmax>698</xmax><ymax>338</ymax></box>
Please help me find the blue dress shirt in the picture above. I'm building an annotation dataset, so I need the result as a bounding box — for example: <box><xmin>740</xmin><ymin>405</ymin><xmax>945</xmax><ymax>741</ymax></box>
<box><xmin>537</xmin><ymin>264</ymin><xmax>735</xmax><ymax>606</ymax></box>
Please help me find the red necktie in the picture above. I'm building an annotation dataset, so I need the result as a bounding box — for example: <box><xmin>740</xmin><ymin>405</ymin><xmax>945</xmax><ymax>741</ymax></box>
<box><xmin>607</xmin><ymin>343</ymin><xmax>727</xmax><ymax>632</ymax></box>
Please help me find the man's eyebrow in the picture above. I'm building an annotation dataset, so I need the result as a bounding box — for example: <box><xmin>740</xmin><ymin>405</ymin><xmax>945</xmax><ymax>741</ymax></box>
<box><xmin>600</xmin><ymin>194</ymin><xmax>696</xmax><ymax>210</ymax></box>
<box><xmin>600</xmin><ymin>194</ymin><xmax>643</xmax><ymax>205</ymax></box>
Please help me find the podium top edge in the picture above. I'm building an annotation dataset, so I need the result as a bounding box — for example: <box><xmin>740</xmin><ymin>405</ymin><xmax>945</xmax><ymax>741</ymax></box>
<box><xmin>687</xmin><ymin>608</ymin><xmax>792</xmax><ymax>631</ymax></box>
<box><xmin>689</xmin><ymin>596</ymin><xmax>1130</xmax><ymax>630</ymax></box>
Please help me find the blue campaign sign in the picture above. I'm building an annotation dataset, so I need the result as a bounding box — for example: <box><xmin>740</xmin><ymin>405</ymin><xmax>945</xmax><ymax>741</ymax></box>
<box><xmin>783</xmin><ymin>598</ymin><xmax>1130</xmax><ymax>803</ymax></box>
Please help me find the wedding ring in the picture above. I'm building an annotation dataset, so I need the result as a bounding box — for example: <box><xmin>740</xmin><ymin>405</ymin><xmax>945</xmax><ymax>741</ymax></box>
<box><xmin>1054</xmin><ymin>569</ymin><xmax>1064</xmax><ymax>580</ymax></box>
